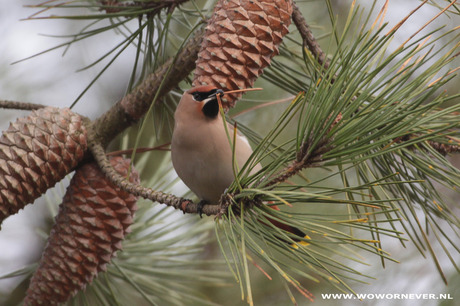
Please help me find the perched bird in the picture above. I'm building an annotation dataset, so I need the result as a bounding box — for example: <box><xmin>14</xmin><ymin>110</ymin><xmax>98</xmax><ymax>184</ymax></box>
<box><xmin>171</xmin><ymin>85</ymin><xmax>309</xmax><ymax>245</ymax></box>
<box><xmin>171</xmin><ymin>85</ymin><xmax>258</xmax><ymax>208</ymax></box>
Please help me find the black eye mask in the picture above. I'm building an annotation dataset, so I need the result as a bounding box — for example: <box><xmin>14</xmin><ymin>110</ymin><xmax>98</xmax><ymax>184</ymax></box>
<box><xmin>192</xmin><ymin>89</ymin><xmax>217</xmax><ymax>101</ymax></box>
<box><xmin>192</xmin><ymin>89</ymin><xmax>224</xmax><ymax>101</ymax></box>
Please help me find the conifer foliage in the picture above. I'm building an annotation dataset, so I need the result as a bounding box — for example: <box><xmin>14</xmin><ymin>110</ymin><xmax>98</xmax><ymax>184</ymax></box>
<box><xmin>0</xmin><ymin>0</ymin><xmax>459</xmax><ymax>305</ymax></box>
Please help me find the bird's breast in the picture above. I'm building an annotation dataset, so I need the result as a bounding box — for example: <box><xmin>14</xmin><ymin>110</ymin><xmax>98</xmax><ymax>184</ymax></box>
<box><xmin>171</xmin><ymin>119</ymin><xmax>236</xmax><ymax>203</ymax></box>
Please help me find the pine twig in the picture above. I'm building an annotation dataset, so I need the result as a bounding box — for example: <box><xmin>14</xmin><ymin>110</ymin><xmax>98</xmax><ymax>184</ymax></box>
<box><xmin>91</xmin><ymin>146</ymin><xmax>221</xmax><ymax>215</ymax></box>
<box><xmin>99</xmin><ymin>0</ymin><xmax>190</xmax><ymax>15</ymax></box>
<box><xmin>264</xmin><ymin>137</ymin><xmax>329</xmax><ymax>188</ymax></box>
<box><xmin>393</xmin><ymin>134</ymin><xmax>460</xmax><ymax>155</ymax></box>
<box><xmin>427</xmin><ymin>140</ymin><xmax>460</xmax><ymax>155</ymax></box>
<box><xmin>265</xmin><ymin>113</ymin><xmax>341</xmax><ymax>187</ymax></box>
<box><xmin>106</xmin><ymin>144</ymin><xmax>171</xmax><ymax>156</ymax></box>
<box><xmin>0</xmin><ymin>100</ymin><xmax>46</xmax><ymax>111</ymax></box>
<box><xmin>291</xmin><ymin>3</ymin><xmax>330</xmax><ymax>69</ymax></box>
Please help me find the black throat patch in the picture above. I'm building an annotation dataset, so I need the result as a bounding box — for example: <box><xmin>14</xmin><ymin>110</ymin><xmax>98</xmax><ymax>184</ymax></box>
<box><xmin>202</xmin><ymin>98</ymin><xmax>219</xmax><ymax>118</ymax></box>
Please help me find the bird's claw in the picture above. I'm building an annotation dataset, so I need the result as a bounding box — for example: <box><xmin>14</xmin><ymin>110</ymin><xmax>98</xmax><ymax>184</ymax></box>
<box><xmin>197</xmin><ymin>200</ymin><xmax>208</xmax><ymax>218</ymax></box>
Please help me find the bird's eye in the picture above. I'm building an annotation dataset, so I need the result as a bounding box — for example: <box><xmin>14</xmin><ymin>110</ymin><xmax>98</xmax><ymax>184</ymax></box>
<box><xmin>192</xmin><ymin>92</ymin><xmax>205</xmax><ymax>101</ymax></box>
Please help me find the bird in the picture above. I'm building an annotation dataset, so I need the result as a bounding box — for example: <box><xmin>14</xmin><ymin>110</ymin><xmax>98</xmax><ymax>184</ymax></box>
<box><xmin>171</xmin><ymin>85</ymin><xmax>258</xmax><ymax>207</ymax></box>
<box><xmin>171</xmin><ymin>85</ymin><xmax>309</xmax><ymax>245</ymax></box>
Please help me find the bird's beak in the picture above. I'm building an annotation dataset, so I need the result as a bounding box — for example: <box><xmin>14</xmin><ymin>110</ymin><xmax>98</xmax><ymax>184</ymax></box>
<box><xmin>203</xmin><ymin>89</ymin><xmax>225</xmax><ymax>104</ymax></box>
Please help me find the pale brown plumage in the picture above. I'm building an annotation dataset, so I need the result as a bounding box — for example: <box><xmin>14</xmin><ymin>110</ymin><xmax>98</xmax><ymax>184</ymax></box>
<box><xmin>171</xmin><ymin>85</ymin><xmax>260</xmax><ymax>204</ymax></box>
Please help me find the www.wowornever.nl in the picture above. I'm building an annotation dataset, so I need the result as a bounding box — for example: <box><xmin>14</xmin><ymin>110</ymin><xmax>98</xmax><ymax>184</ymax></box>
<box><xmin>321</xmin><ymin>293</ymin><xmax>453</xmax><ymax>301</ymax></box>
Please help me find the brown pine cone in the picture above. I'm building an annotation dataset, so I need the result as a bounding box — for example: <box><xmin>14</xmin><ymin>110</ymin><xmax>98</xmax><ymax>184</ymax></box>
<box><xmin>0</xmin><ymin>107</ymin><xmax>87</xmax><ymax>225</ymax></box>
<box><xmin>24</xmin><ymin>156</ymin><xmax>139</xmax><ymax>305</ymax></box>
<box><xmin>193</xmin><ymin>0</ymin><xmax>293</xmax><ymax>108</ymax></box>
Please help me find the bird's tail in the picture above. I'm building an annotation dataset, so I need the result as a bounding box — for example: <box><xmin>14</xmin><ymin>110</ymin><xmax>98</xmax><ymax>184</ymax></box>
<box><xmin>265</xmin><ymin>204</ymin><xmax>310</xmax><ymax>248</ymax></box>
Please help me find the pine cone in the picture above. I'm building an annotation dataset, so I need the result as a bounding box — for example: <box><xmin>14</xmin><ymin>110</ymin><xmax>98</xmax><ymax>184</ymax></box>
<box><xmin>24</xmin><ymin>156</ymin><xmax>139</xmax><ymax>305</ymax></box>
<box><xmin>193</xmin><ymin>0</ymin><xmax>293</xmax><ymax>108</ymax></box>
<box><xmin>0</xmin><ymin>107</ymin><xmax>87</xmax><ymax>225</ymax></box>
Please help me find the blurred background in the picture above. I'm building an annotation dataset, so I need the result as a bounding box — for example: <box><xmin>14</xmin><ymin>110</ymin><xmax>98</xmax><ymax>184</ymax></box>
<box><xmin>0</xmin><ymin>1</ymin><xmax>459</xmax><ymax>305</ymax></box>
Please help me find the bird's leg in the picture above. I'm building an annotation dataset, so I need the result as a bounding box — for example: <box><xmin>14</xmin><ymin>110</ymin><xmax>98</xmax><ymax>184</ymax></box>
<box><xmin>197</xmin><ymin>200</ymin><xmax>209</xmax><ymax>218</ymax></box>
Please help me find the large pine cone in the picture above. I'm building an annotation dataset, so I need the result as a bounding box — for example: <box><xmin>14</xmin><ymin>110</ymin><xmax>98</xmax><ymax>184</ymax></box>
<box><xmin>193</xmin><ymin>0</ymin><xmax>293</xmax><ymax>108</ymax></box>
<box><xmin>0</xmin><ymin>107</ymin><xmax>87</xmax><ymax>225</ymax></box>
<box><xmin>24</xmin><ymin>156</ymin><xmax>139</xmax><ymax>305</ymax></box>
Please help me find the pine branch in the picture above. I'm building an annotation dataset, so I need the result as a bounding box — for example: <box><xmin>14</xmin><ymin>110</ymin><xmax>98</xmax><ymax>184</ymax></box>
<box><xmin>92</xmin><ymin>26</ymin><xmax>204</xmax><ymax>147</ymax></box>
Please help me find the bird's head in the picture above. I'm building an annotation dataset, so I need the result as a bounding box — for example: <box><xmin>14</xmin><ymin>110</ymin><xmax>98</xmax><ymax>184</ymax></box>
<box><xmin>176</xmin><ymin>86</ymin><xmax>261</xmax><ymax>121</ymax></box>
<box><xmin>184</xmin><ymin>86</ymin><xmax>225</xmax><ymax>119</ymax></box>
